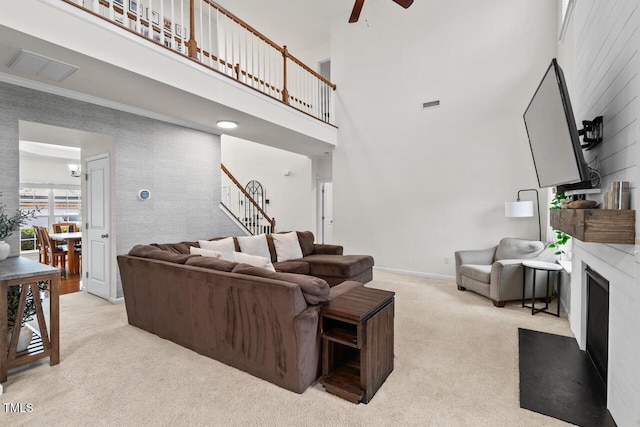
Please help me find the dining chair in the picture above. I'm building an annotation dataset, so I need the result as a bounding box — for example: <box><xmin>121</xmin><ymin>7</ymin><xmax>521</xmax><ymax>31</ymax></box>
<box><xmin>33</xmin><ymin>225</ymin><xmax>48</xmax><ymax>264</ymax></box>
<box><xmin>52</xmin><ymin>222</ymin><xmax>77</xmax><ymax>233</ymax></box>
<box><xmin>40</xmin><ymin>226</ymin><xmax>68</xmax><ymax>276</ymax></box>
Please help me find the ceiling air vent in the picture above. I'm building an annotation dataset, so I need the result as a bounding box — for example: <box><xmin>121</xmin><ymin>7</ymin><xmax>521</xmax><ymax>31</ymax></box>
<box><xmin>8</xmin><ymin>49</ymin><xmax>78</xmax><ymax>82</ymax></box>
<box><xmin>422</xmin><ymin>100</ymin><xmax>440</xmax><ymax>110</ymax></box>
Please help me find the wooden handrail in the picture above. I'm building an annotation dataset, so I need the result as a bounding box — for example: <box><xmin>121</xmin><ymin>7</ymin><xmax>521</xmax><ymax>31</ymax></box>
<box><xmin>201</xmin><ymin>1</ymin><xmax>336</xmax><ymax>90</ymax></box>
<box><xmin>202</xmin><ymin>0</ymin><xmax>283</xmax><ymax>52</ymax></box>
<box><xmin>284</xmin><ymin>51</ymin><xmax>336</xmax><ymax>89</ymax></box>
<box><xmin>221</xmin><ymin>164</ymin><xmax>275</xmax><ymax>229</ymax></box>
<box><xmin>58</xmin><ymin>0</ymin><xmax>337</xmax><ymax>125</ymax></box>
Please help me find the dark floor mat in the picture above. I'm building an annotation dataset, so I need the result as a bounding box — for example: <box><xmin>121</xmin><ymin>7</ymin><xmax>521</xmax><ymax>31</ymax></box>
<box><xmin>518</xmin><ymin>328</ymin><xmax>616</xmax><ymax>427</ymax></box>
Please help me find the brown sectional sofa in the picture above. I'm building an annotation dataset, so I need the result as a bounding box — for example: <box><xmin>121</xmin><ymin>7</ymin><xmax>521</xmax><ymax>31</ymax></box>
<box><xmin>117</xmin><ymin>231</ymin><xmax>373</xmax><ymax>394</ymax></box>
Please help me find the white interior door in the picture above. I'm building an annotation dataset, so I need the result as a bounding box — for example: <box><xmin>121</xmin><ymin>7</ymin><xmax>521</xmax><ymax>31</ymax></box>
<box><xmin>85</xmin><ymin>155</ymin><xmax>111</xmax><ymax>299</ymax></box>
<box><xmin>321</xmin><ymin>182</ymin><xmax>333</xmax><ymax>244</ymax></box>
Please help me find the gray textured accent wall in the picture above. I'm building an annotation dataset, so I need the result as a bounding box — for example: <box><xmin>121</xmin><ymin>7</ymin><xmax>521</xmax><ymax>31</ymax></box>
<box><xmin>0</xmin><ymin>81</ymin><xmax>242</xmax><ymax>298</ymax></box>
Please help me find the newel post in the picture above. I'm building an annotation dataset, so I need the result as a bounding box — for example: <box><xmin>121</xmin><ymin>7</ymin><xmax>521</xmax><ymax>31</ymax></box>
<box><xmin>282</xmin><ymin>46</ymin><xmax>289</xmax><ymax>104</ymax></box>
<box><xmin>187</xmin><ymin>0</ymin><xmax>198</xmax><ymax>59</ymax></box>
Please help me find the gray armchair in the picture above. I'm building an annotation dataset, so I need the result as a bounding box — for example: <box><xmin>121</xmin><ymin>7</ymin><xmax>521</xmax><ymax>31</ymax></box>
<box><xmin>454</xmin><ymin>237</ymin><xmax>557</xmax><ymax>307</ymax></box>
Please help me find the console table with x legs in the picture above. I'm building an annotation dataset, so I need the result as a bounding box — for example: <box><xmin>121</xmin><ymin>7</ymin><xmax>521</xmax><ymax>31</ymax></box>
<box><xmin>0</xmin><ymin>257</ymin><xmax>60</xmax><ymax>384</ymax></box>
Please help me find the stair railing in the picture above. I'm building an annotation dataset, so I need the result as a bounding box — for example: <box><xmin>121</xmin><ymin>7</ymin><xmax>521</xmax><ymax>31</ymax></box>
<box><xmin>221</xmin><ymin>164</ymin><xmax>275</xmax><ymax>235</ymax></box>
<box><xmin>60</xmin><ymin>0</ymin><xmax>336</xmax><ymax>125</ymax></box>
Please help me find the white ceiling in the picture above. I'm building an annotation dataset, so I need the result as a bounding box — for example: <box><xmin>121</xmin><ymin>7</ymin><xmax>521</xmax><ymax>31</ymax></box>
<box><xmin>20</xmin><ymin>141</ymin><xmax>80</xmax><ymax>160</ymax></box>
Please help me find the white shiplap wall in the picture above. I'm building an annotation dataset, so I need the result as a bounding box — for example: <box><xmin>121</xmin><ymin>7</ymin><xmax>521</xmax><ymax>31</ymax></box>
<box><xmin>570</xmin><ymin>1</ymin><xmax>640</xmax><ymax>425</ymax></box>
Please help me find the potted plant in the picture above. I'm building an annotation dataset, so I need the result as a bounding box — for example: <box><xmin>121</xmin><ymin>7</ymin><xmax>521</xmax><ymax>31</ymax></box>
<box><xmin>0</xmin><ymin>194</ymin><xmax>38</xmax><ymax>260</ymax></box>
<box><xmin>7</xmin><ymin>282</ymin><xmax>48</xmax><ymax>352</ymax></box>
<box><xmin>549</xmin><ymin>191</ymin><xmax>571</xmax><ymax>257</ymax></box>
<box><xmin>1</xmin><ymin>193</ymin><xmax>42</xmax><ymax>351</ymax></box>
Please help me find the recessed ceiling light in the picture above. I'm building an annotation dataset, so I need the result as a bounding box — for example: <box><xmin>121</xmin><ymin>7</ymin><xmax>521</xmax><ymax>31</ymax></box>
<box><xmin>217</xmin><ymin>120</ymin><xmax>238</xmax><ymax>129</ymax></box>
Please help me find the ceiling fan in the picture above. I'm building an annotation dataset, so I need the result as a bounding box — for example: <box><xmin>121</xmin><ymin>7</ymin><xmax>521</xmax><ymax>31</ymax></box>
<box><xmin>349</xmin><ymin>0</ymin><xmax>414</xmax><ymax>23</ymax></box>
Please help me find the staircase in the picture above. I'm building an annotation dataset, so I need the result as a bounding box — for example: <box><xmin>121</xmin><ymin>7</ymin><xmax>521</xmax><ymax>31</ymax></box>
<box><xmin>220</xmin><ymin>164</ymin><xmax>275</xmax><ymax>235</ymax></box>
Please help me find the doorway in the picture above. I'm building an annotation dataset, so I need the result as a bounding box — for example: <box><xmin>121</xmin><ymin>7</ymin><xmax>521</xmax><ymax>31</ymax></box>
<box><xmin>320</xmin><ymin>181</ymin><xmax>333</xmax><ymax>244</ymax></box>
<box><xmin>19</xmin><ymin>121</ymin><xmax>114</xmax><ymax>300</ymax></box>
<box><xmin>19</xmin><ymin>141</ymin><xmax>82</xmax><ymax>294</ymax></box>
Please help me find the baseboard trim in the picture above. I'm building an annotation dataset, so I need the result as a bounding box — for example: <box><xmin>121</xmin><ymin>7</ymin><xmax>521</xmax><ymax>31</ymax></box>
<box><xmin>109</xmin><ymin>297</ymin><xmax>124</xmax><ymax>304</ymax></box>
<box><xmin>373</xmin><ymin>266</ymin><xmax>455</xmax><ymax>281</ymax></box>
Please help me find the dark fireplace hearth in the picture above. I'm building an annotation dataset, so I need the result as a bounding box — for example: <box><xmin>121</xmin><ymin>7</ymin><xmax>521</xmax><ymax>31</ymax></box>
<box><xmin>586</xmin><ymin>267</ymin><xmax>610</xmax><ymax>386</ymax></box>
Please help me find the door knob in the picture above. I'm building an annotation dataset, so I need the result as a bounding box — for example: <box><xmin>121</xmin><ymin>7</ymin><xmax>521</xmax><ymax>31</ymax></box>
<box><xmin>101</xmin><ymin>234</ymin><xmax>109</xmax><ymax>238</ymax></box>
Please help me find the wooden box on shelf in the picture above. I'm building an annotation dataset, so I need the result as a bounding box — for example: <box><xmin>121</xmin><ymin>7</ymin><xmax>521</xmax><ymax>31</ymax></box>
<box><xmin>550</xmin><ymin>209</ymin><xmax>635</xmax><ymax>244</ymax></box>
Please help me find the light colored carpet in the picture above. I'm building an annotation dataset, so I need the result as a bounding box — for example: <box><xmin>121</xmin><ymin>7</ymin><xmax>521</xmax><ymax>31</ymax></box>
<box><xmin>1</xmin><ymin>271</ymin><xmax>573</xmax><ymax>426</ymax></box>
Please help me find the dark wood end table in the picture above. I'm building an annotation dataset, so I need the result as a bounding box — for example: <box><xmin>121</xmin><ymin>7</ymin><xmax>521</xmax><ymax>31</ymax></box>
<box><xmin>319</xmin><ymin>286</ymin><xmax>395</xmax><ymax>403</ymax></box>
<box><xmin>0</xmin><ymin>257</ymin><xmax>60</xmax><ymax>384</ymax></box>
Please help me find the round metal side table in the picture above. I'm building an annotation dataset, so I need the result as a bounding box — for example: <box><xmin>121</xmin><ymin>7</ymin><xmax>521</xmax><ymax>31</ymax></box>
<box><xmin>522</xmin><ymin>260</ymin><xmax>563</xmax><ymax>317</ymax></box>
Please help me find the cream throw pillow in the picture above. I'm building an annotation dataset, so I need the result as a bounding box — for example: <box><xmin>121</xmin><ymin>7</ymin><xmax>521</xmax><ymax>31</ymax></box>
<box><xmin>198</xmin><ymin>237</ymin><xmax>235</xmax><ymax>261</ymax></box>
<box><xmin>232</xmin><ymin>251</ymin><xmax>276</xmax><ymax>272</ymax></box>
<box><xmin>271</xmin><ymin>231</ymin><xmax>303</xmax><ymax>262</ymax></box>
<box><xmin>190</xmin><ymin>247</ymin><xmax>223</xmax><ymax>258</ymax></box>
<box><xmin>236</xmin><ymin>234</ymin><xmax>271</xmax><ymax>259</ymax></box>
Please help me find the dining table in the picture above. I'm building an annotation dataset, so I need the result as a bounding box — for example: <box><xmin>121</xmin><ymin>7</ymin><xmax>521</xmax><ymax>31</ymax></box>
<box><xmin>49</xmin><ymin>231</ymin><xmax>82</xmax><ymax>275</ymax></box>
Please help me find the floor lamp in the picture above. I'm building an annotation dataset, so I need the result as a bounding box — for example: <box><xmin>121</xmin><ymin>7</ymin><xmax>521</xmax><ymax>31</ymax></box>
<box><xmin>505</xmin><ymin>189</ymin><xmax>541</xmax><ymax>241</ymax></box>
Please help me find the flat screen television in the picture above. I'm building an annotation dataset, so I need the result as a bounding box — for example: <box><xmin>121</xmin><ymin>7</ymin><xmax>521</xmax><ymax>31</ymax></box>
<box><xmin>523</xmin><ymin>58</ymin><xmax>591</xmax><ymax>192</ymax></box>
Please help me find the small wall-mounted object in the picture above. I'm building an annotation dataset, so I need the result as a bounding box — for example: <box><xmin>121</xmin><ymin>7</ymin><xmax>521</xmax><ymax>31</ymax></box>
<box><xmin>68</xmin><ymin>163</ymin><xmax>81</xmax><ymax>178</ymax></box>
<box><xmin>138</xmin><ymin>189</ymin><xmax>151</xmax><ymax>200</ymax></box>
<box><xmin>284</xmin><ymin>170</ymin><xmax>291</xmax><ymax>176</ymax></box>
<box><xmin>579</xmin><ymin>116</ymin><xmax>603</xmax><ymax>150</ymax></box>
<box><xmin>421</xmin><ymin>100</ymin><xmax>440</xmax><ymax>110</ymax></box>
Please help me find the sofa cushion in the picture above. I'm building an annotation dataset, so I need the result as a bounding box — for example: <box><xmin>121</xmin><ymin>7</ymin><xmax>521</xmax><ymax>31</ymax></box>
<box><xmin>237</xmin><ymin>234</ymin><xmax>271</xmax><ymax>259</ymax></box>
<box><xmin>232</xmin><ymin>264</ymin><xmax>330</xmax><ymax>305</ymax></box>
<box><xmin>185</xmin><ymin>255</ymin><xmax>238</xmax><ymax>272</ymax></box>
<box><xmin>273</xmin><ymin>261</ymin><xmax>310</xmax><ymax>275</ymax></box>
<box><xmin>271</xmin><ymin>231</ymin><xmax>304</xmax><ymax>262</ymax></box>
<box><xmin>129</xmin><ymin>245</ymin><xmax>196</xmax><ymax>264</ymax></box>
<box><xmin>296</xmin><ymin>231</ymin><xmax>315</xmax><ymax>257</ymax></box>
<box><xmin>495</xmin><ymin>237</ymin><xmax>544</xmax><ymax>261</ymax></box>
<box><xmin>190</xmin><ymin>247</ymin><xmax>222</xmax><ymax>258</ymax></box>
<box><xmin>151</xmin><ymin>241</ymin><xmax>198</xmax><ymax>254</ymax></box>
<box><xmin>199</xmin><ymin>237</ymin><xmax>235</xmax><ymax>261</ymax></box>
<box><xmin>300</xmin><ymin>254</ymin><xmax>374</xmax><ymax>278</ymax></box>
<box><xmin>459</xmin><ymin>264</ymin><xmax>492</xmax><ymax>284</ymax></box>
<box><xmin>232</xmin><ymin>251</ymin><xmax>276</xmax><ymax>272</ymax></box>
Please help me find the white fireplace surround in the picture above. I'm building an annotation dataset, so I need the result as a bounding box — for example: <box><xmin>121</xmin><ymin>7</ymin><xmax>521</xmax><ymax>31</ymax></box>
<box><xmin>569</xmin><ymin>242</ymin><xmax>639</xmax><ymax>427</ymax></box>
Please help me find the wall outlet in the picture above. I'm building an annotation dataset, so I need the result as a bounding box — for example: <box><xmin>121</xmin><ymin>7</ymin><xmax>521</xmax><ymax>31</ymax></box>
<box><xmin>444</xmin><ymin>257</ymin><xmax>449</xmax><ymax>264</ymax></box>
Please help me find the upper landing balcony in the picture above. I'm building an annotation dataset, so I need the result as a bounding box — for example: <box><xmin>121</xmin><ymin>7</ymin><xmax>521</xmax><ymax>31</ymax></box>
<box><xmin>0</xmin><ymin>0</ymin><xmax>337</xmax><ymax>155</ymax></box>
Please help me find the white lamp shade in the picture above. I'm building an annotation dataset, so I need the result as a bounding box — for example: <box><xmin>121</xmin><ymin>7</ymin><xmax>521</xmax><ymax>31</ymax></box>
<box><xmin>505</xmin><ymin>201</ymin><xmax>534</xmax><ymax>217</ymax></box>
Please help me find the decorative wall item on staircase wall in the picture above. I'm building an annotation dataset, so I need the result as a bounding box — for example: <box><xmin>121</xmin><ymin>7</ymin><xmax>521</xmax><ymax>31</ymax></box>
<box><xmin>220</xmin><ymin>165</ymin><xmax>275</xmax><ymax>235</ymax></box>
<box><xmin>245</xmin><ymin>180</ymin><xmax>265</xmax><ymax>209</ymax></box>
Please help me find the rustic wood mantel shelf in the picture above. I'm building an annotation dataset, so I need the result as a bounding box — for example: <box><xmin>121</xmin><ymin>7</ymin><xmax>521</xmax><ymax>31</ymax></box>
<box><xmin>550</xmin><ymin>209</ymin><xmax>636</xmax><ymax>244</ymax></box>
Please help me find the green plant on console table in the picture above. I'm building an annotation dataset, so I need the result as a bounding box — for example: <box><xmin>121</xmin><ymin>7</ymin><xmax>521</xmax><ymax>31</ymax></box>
<box><xmin>0</xmin><ymin>193</ymin><xmax>39</xmax><ymax>240</ymax></box>
<box><xmin>549</xmin><ymin>191</ymin><xmax>571</xmax><ymax>256</ymax></box>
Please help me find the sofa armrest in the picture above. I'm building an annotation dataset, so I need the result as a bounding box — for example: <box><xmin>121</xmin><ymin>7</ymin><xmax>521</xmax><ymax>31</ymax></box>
<box><xmin>328</xmin><ymin>280</ymin><xmax>363</xmax><ymax>300</ymax></box>
<box><xmin>454</xmin><ymin>246</ymin><xmax>497</xmax><ymax>286</ymax></box>
<box><xmin>313</xmin><ymin>244</ymin><xmax>344</xmax><ymax>255</ymax></box>
<box><xmin>489</xmin><ymin>260</ymin><xmax>523</xmax><ymax>301</ymax></box>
